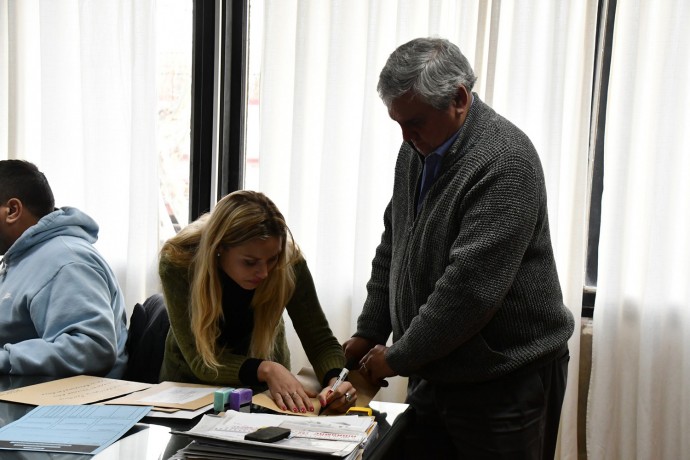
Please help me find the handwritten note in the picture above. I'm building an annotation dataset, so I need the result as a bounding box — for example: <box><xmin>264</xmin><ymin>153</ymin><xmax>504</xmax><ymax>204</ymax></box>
<box><xmin>0</xmin><ymin>375</ymin><xmax>151</xmax><ymax>406</ymax></box>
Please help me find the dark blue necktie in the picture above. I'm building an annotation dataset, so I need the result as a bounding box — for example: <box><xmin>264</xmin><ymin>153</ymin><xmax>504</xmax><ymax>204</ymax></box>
<box><xmin>417</xmin><ymin>153</ymin><xmax>441</xmax><ymax>213</ymax></box>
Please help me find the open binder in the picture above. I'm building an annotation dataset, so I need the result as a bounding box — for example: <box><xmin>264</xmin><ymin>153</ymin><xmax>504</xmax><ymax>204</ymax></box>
<box><xmin>171</xmin><ymin>409</ymin><xmax>377</xmax><ymax>459</ymax></box>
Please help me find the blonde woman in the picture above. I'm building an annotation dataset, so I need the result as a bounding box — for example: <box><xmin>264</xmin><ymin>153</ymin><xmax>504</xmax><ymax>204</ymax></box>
<box><xmin>159</xmin><ymin>190</ymin><xmax>356</xmax><ymax>414</ymax></box>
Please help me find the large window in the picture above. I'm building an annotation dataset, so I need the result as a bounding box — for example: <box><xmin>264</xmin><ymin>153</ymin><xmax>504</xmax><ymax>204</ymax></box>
<box><xmin>239</xmin><ymin>0</ymin><xmax>599</xmax><ymax>318</ymax></box>
<box><xmin>157</xmin><ymin>0</ymin><xmax>193</xmax><ymax>242</ymax></box>
<box><xmin>244</xmin><ymin>0</ymin><xmax>263</xmax><ymax>190</ymax></box>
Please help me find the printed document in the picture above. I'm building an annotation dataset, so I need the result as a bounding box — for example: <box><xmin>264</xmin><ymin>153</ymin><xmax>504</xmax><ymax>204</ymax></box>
<box><xmin>0</xmin><ymin>405</ymin><xmax>151</xmax><ymax>455</ymax></box>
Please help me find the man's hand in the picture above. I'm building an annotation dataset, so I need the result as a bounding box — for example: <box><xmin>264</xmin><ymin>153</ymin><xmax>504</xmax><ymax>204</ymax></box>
<box><xmin>342</xmin><ymin>336</ymin><xmax>376</xmax><ymax>368</ymax></box>
<box><xmin>359</xmin><ymin>344</ymin><xmax>395</xmax><ymax>387</ymax></box>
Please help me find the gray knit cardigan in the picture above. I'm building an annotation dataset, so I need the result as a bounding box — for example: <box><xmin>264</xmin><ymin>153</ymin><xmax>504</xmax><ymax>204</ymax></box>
<box><xmin>356</xmin><ymin>94</ymin><xmax>575</xmax><ymax>383</ymax></box>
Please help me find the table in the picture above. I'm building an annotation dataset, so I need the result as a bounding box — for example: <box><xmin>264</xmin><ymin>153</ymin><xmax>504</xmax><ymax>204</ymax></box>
<box><xmin>0</xmin><ymin>376</ymin><xmax>412</xmax><ymax>459</ymax></box>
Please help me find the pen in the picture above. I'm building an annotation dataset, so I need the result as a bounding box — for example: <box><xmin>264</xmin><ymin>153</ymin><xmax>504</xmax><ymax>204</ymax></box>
<box><xmin>327</xmin><ymin>368</ymin><xmax>349</xmax><ymax>397</ymax></box>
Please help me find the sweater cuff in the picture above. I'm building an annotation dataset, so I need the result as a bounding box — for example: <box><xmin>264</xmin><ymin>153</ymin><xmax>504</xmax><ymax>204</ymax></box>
<box><xmin>383</xmin><ymin>343</ymin><xmax>410</xmax><ymax>377</ymax></box>
<box><xmin>239</xmin><ymin>358</ymin><xmax>264</xmax><ymax>386</ymax></box>
<box><xmin>322</xmin><ymin>368</ymin><xmax>343</xmax><ymax>388</ymax></box>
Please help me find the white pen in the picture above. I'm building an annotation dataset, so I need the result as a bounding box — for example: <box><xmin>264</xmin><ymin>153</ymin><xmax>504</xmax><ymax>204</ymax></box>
<box><xmin>327</xmin><ymin>368</ymin><xmax>349</xmax><ymax>396</ymax></box>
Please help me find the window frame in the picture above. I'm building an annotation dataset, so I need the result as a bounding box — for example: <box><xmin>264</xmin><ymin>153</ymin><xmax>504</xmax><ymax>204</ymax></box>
<box><xmin>189</xmin><ymin>0</ymin><xmax>248</xmax><ymax>221</ymax></box>
<box><xmin>192</xmin><ymin>0</ymin><xmax>614</xmax><ymax>318</ymax></box>
<box><xmin>583</xmin><ymin>0</ymin><xmax>617</xmax><ymax>317</ymax></box>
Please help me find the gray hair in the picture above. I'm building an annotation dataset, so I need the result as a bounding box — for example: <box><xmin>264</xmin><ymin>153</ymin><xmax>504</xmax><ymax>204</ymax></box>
<box><xmin>377</xmin><ymin>37</ymin><xmax>477</xmax><ymax>110</ymax></box>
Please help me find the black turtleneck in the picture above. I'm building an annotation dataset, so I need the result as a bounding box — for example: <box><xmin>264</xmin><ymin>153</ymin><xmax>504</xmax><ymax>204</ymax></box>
<box><xmin>217</xmin><ymin>270</ymin><xmax>265</xmax><ymax>386</ymax></box>
<box><xmin>217</xmin><ymin>270</ymin><xmax>255</xmax><ymax>355</ymax></box>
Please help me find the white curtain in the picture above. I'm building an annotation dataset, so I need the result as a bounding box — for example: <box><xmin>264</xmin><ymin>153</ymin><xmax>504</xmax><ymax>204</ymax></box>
<box><xmin>0</xmin><ymin>0</ymin><xmax>161</xmax><ymax>313</ymax></box>
<box><xmin>587</xmin><ymin>1</ymin><xmax>690</xmax><ymax>458</ymax></box>
<box><xmin>256</xmin><ymin>1</ymin><xmax>594</xmax><ymax>457</ymax></box>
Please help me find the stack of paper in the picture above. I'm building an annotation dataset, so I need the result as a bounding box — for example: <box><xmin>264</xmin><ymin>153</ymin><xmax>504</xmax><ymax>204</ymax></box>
<box><xmin>0</xmin><ymin>376</ymin><xmax>223</xmax><ymax>455</ymax></box>
<box><xmin>170</xmin><ymin>410</ymin><xmax>377</xmax><ymax>459</ymax></box>
<box><xmin>0</xmin><ymin>376</ymin><xmax>222</xmax><ymax>421</ymax></box>
<box><xmin>103</xmin><ymin>381</ymin><xmax>221</xmax><ymax>420</ymax></box>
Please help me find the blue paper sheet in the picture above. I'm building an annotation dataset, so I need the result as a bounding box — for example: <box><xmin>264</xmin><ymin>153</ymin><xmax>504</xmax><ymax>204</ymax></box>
<box><xmin>0</xmin><ymin>404</ymin><xmax>152</xmax><ymax>455</ymax></box>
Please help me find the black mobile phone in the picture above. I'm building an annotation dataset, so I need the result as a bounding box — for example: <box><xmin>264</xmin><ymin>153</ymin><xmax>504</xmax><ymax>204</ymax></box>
<box><xmin>244</xmin><ymin>426</ymin><xmax>291</xmax><ymax>443</ymax></box>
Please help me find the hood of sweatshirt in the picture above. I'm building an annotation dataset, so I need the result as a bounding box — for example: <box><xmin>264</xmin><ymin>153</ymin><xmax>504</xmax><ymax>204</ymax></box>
<box><xmin>3</xmin><ymin>207</ymin><xmax>99</xmax><ymax>267</ymax></box>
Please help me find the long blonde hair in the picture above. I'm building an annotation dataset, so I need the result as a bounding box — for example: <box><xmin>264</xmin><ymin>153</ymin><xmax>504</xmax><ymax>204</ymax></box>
<box><xmin>160</xmin><ymin>190</ymin><xmax>301</xmax><ymax>369</ymax></box>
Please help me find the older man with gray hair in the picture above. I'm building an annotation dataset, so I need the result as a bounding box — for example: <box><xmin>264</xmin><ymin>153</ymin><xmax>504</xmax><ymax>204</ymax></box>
<box><xmin>344</xmin><ymin>37</ymin><xmax>574</xmax><ymax>459</ymax></box>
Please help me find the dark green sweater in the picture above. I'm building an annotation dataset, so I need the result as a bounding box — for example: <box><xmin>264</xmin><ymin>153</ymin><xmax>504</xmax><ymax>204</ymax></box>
<box><xmin>159</xmin><ymin>256</ymin><xmax>345</xmax><ymax>388</ymax></box>
<box><xmin>356</xmin><ymin>94</ymin><xmax>574</xmax><ymax>383</ymax></box>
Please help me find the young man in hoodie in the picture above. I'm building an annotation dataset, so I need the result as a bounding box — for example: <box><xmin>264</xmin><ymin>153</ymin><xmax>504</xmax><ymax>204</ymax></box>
<box><xmin>0</xmin><ymin>160</ymin><xmax>128</xmax><ymax>377</ymax></box>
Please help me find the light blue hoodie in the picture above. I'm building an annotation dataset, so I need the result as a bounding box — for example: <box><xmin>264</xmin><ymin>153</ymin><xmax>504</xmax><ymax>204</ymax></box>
<box><xmin>0</xmin><ymin>207</ymin><xmax>128</xmax><ymax>377</ymax></box>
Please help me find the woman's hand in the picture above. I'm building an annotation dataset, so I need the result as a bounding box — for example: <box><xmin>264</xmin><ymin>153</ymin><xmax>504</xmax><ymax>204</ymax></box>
<box><xmin>258</xmin><ymin>361</ymin><xmax>317</xmax><ymax>413</ymax></box>
<box><xmin>317</xmin><ymin>377</ymin><xmax>357</xmax><ymax>414</ymax></box>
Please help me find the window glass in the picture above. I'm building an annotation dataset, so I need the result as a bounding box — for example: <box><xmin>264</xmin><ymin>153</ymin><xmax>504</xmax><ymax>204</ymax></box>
<box><xmin>157</xmin><ymin>0</ymin><xmax>193</xmax><ymax>242</ymax></box>
<box><xmin>245</xmin><ymin>0</ymin><xmax>264</xmax><ymax>190</ymax></box>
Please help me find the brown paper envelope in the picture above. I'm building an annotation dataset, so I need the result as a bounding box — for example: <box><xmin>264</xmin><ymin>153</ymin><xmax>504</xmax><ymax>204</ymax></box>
<box><xmin>0</xmin><ymin>375</ymin><xmax>152</xmax><ymax>406</ymax></box>
<box><xmin>251</xmin><ymin>367</ymin><xmax>380</xmax><ymax>416</ymax></box>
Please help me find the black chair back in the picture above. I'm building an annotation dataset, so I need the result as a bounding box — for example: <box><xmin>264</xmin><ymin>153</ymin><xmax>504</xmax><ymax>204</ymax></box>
<box><xmin>124</xmin><ymin>293</ymin><xmax>170</xmax><ymax>383</ymax></box>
